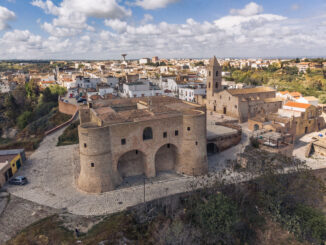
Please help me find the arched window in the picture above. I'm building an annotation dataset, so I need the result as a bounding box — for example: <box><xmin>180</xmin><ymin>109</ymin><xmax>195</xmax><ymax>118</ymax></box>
<box><xmin>216</xmin><ymin>71</ymin><xmax>219</xmax><ymax>77</ymax></box>
<box><xmin>143</xmin><ymin>127</ymin><xmax>153</xmax><ymax>140</ymax></box>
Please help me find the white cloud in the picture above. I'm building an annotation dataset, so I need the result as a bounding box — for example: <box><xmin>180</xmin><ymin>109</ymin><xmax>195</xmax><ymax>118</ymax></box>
<box><xmin>0</xmin><ymin>6</ymin><xmax>15</xmax><ymax>30</ymax></box>
<box><xmin>230</xmin><ymin>2</ymin><xmax>263</xmax><ymax>16</ymax></box>
<box><xmin>104</xmin><ymin>19</ymin><xmax>128</xmax><ymax>33</ymax></box>
<box><xmin>31</xmin><ymin>0</ymin><xmax>131</xmax><ymax>36</ymax></box>
<box><xmin>135</xmin><ymin>0</ymin><xmax>179</xmax><ymax>10</ymax></box>
<box><xmin>1</xmin><ymin>2</ymin><xmax>326</xmax><ymax>59</ymax></box>
<box><xmin>214</xmin><ymin>14</ymin><xmax>287</xmax><ymax>34</ymax></box>
<box><xmin>141</xmin><ymin>14</ymin><xmax>153</xmax><ymax>24</ymax></box>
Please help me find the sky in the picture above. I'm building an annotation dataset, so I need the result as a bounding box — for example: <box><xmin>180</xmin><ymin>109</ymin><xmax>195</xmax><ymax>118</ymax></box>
<box><xmin>0</xmin><ymin>0</ymin><xmax>326</xmax><ymax>59</ymax></box>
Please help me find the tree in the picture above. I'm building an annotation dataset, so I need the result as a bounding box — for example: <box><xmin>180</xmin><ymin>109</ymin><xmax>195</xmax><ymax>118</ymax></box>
<box><xmin>319</xmin><ymin>94</ymin><xmax>326</xmax><ymax>104</ymax></box>
<box><xmin>195</xmin><ymin>194</ymin><xmax>240</xmax><ymax>244</ymax></box>
<box><xmin>4</xmin><ymin>94</ymin><xmax>19</xmax><ymax>122</ymax></box>
<box><xmin>17</xmin><ymin>111</ymin><xmax>33</xmax><ymax>129</ymax></box>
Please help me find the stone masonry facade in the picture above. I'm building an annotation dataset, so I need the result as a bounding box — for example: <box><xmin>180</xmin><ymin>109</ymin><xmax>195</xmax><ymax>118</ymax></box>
<box><xmin>77</xmin><ymin>96</ymin><xmax>208</xmax><ymax>193</ymax></box>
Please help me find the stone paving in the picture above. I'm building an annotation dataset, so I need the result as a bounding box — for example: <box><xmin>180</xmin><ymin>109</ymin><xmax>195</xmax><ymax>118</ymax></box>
<box><xmin>5</xmin><ymin>126</ymin><xmax>199</xmax><ymax>216</ymax></box>
<box><xmin>5</xmin><ymin>115</ymin><xmax>324</xmax><ymax>217</ymax></box>
<box><xmin>293</xmin><ymin>129</ymin><xmax>326</xmax><ymax>169</ymax></box>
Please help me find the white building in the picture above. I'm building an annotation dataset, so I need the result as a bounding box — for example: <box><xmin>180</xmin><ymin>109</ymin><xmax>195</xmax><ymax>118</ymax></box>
<box><xmin>178</xmin><ymin>85</ymin><xmax>206</xmax><ymax>102</ymax></box>
<box><xmin>102</xmin><ymin>76</ymin><xmax>119</xmax><ymax>87</ymax></box>
<box><xmin>278</xmin><ymin>101</ymin><xmax>312</xmax><ymax>118</ymax></box>
<box><xmin>98</xmin><ymin>87</ymin><xmax>114</xmax><ymax>97</ymax></box>
<box><xmin>166</xmin><ymin>78</ymin><xmax>187</xmax><ymax>94</ymax></box>
<box><xmin>76</xmin><ymin>76</ymin><xmax>101</xmax><ymax>89</ymax></box>
<box><xmin>122</xmin><ymin>80</ymin><xmax>163</xmax><ymax>98</ymax></box>
<box><xmin>139</xmin><ymin>58</ymin><xmax>150</xmax><ymax>65</ymax></box>
<box><xmin>296</xmin><ymin>96</ymin><xmax>319</xmax><ymax>106</ymax></box>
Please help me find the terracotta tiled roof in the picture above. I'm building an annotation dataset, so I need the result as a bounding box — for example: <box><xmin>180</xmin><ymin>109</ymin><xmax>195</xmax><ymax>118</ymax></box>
<box><xmin>289</xmin><ymin>92</ymin><xmax>302</xmax><ymax>98</ymax></box>
<box><xmin>228</xmin><ymin>87</ymin><xmax>275</xmax><ymax>95</ymax></box>
<box><xmin>284</xmin><ymin>101</ymin><xmax>311</xmax><ymax>109</ymax></box>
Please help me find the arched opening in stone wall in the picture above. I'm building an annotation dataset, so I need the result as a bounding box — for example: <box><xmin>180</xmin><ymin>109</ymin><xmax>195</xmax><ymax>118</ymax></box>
<box><xmin>207</xmin><ymin>143</ymin><xmax>219</xmax><ymax>155</ymax></box>
<box><xmin>117</xmin><ymin>150</ymin><xmax>146</xmax><ymax>179</ymax></box>
<box><xmin>254</xmin><ymin>124</ymin><xmax>260</xmax><ymax>131</ymax></box>
<box><xmin>155</xmin><ymin>144</ymin><xmax>178</xmax><ymax>174</ymax></box>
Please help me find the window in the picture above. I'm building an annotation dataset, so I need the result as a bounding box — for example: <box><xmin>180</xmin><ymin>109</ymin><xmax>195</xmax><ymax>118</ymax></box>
<box><xmin>163</xmin><ymin>132</ymin><xmax>167</xmax><ymax>138</ymax></box>
<box><xmin>209</xmin><ymin>71</ymin><xmax>211</xmax><ymax>76</ymax></box>
<box><xmin>208</xmin><ymin>83</ymin><xmax>211</xmax><ymax>88</ymax></box>
<box><xmin>235</xmin><ymin>105</ymin><xmax>237</xmax><ymax>109</ymax></box>
<box><xmin>84</xmin><ymin>143</ymin><xmax>87</xmax><ymax>148</ymax></box>
<box><xmin>121</xmin><ymin>138</ymin><xmax>126</xmax><ymax>145</ymax></box>
<box><xmin>187</xmin><ymin>127</ymin><xmax>191</xmax><ymax>131</ymax></box>
<box><xmin>136</xmin><ymin>150</ymin><xmax>138</xmax><ymax>154</ymax></box>
<box><xmin>215</xmin><ymin>82</ymin><xmax>218</xmax><ymax>88</ymax></box>
<box><xmin>91</xmin><ymin>163</ymin><xmax>94</xmax><ymax>167</ymax></box>
<box><xmin>143</xmin><ymin>127</ymin><xmax>153</xmax><ymax>140</ymax></box>
<box><xmin>195</xmin><ymin>141</ymin><xmax>198</xmax><ymax>145</ymax></box>
<box><xmin>167</xmin><ymin>144</ymin><xmax>170</xmax><ymax>148</ymax></box>
<box><xmin>216</xmin><ymin>71</ymin><xmax>219</xmax><ymax>77</ymax></box>
<box><xmin>175</xmin><ymin>130</ymin><xmax>179</xmax><ymax>136</ymax></box>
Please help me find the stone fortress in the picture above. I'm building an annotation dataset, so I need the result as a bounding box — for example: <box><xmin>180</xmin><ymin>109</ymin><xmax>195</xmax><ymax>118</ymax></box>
<box><xmin>77</xmin><ymin>96</ymin><xmax>208</xmax><ymax>193</ymax></box>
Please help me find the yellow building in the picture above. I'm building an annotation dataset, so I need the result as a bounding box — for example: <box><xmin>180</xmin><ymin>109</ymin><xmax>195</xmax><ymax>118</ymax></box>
<box><xmin>0</xmin><ymin>149</ymin><xmax>25</xmax><ymax>188</ymax></box>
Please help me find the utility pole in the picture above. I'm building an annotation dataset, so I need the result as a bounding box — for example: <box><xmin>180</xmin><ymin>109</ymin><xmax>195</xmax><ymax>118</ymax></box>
<box><xmin>143</xmin><ymin>177</ymin><xmax>146</xmax><ymax>203</ymax></box>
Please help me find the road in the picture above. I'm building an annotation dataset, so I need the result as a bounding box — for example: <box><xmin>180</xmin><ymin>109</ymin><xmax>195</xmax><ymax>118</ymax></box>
<box><xmin>5</xmin><ymin>119</ymin><xmax>325</xmax><ymax>216</ymax></box>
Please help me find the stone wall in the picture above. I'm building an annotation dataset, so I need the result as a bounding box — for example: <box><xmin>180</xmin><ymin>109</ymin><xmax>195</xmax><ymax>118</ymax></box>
<box><xmin>207</xmin><ymin>122</ymin><xmax>242</xmax><ymax>152</ymax></box>
<box><xmin>259</xmin><ymin>144</ymin><xmax>294</xmax><ymax>157</ymax></box>
<box><xmin>58</xmin><ymin>99</ymin><xmax>78</xmax><ymax>115</ymax></box>
<box><xmin>77</xmin><ymin>109</ymin><xmax>208</xmax><ymax>193</ymax></box>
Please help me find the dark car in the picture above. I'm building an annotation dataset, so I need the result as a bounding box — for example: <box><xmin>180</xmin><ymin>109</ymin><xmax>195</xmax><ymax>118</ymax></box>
<box><xmin>77</xmin><ymin>98</ymin><xmax>87</xmax><ymax>103</ymax></box>
<box><xmin>9</xmin><ymin>176</ymin><xmax>28</xmax><ymax>185</ymax></box>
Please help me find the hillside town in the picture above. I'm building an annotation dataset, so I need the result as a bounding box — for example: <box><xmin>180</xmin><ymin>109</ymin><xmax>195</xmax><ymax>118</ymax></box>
<box><xmin>1</xmin><ymin>56</ymin><xmax>326</xmax><ymax>244</ymax></box>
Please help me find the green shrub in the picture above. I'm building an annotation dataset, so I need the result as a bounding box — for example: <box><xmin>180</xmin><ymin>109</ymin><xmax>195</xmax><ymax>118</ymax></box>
<box><xmin>17</xmin><ymin>111</ymin><xmax>33</xmax><ymax>129</ymax></box>
<box><xmin>57</xmin><ymin>121</ymin><xmax>79</xmax><ymax>146</ymax></box>
<box><xmin>194</xmin><ymin>194</ymin><xmax>240</xmax><ymax>243</ymax></box>
<box><xmin>293</xmin><ymin>205</ymin><xmax>326</xmax><ymax>244</ymax></box>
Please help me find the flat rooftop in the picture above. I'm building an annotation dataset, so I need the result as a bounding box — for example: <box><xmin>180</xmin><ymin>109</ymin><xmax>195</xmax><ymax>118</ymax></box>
<box><xmin>86</xmin><ymin>96</ymin><xmax>205</xmax><ymax>125</ymax></box>
<box><xmin>0</xmin><ymin>154</ymin><xmax>16</xmax><ymax>163</ymax></box>
<box><xmin>207</xmin><ymin>124</ymin><xmax>237</xmax><ymax>139</ymax></box>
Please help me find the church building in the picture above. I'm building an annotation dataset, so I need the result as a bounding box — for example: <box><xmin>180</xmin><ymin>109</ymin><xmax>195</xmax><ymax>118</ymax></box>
<box><xmin>204</xmin><ymin>56</ymin><xmax>283</xmax><ymax>122</ymax></box>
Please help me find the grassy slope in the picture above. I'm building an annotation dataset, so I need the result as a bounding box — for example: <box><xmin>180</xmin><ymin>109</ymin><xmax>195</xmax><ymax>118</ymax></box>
<box><xmin>0</xmin><ymin>109</ymin><xmax>71</xmax><ymax>151</ymax></box>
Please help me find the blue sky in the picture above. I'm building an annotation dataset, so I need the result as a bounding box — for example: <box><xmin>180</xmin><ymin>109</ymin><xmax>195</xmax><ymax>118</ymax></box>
<box><xmin>0</xmin><ymin>0</ymin><xmax>326</xmax><ymax>59</ymax></box>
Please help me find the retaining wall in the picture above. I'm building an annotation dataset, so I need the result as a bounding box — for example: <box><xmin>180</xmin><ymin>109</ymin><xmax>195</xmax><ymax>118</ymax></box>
<box><xmin>58</xmin><ymin>98</ymin><xmax>78</xmax><ymax>116</ymax></box>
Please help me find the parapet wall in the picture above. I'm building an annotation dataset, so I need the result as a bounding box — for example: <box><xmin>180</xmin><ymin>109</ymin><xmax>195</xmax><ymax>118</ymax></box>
<box><xmin>58</xmin><ymin>98</ymin><xmax>78</xmax><ymax>115</ymax></box>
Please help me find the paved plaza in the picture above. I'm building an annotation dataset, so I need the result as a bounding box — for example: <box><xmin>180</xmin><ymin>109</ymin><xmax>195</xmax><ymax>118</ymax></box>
<box><xmin>4</xmin><ymin>115</ymin><xmax>326</xmax><ymax>216</ymax></box>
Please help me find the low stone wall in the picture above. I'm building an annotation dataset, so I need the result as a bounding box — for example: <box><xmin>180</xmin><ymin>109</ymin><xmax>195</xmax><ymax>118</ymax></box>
<box><xmin>208</xmin><ymin>122</ymin><xmax>242</xmax><ymax>152</ymax></box>
<box><xmin>259</xmin><ymin>144</ymin><xmax>294</xmax><ymax>158</ymax></box>
<box><xmin>215</xmin><ymin>122</ymin><xmax>242</xmax><ymax>134</ymax></box>
<box><xmin>58</xmin><ymin>98</ymin><xmax>78</xmax><ymax>116</ymax></box>
<box><xmin>45</xmin><ymin>110</ymin><xmax>79</xmax><ymax>136</ymax></box>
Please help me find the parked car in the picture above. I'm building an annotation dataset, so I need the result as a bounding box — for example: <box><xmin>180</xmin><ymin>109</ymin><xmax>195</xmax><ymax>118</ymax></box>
<box><xmin>77</xmin><ymin>98</ymin><xmax>87</xmax><ymax>103</ymax></box>
<box><xmin>9</xmin><ymin>176</ymin><xmax>28</xmax><ymax>185</ymax></box>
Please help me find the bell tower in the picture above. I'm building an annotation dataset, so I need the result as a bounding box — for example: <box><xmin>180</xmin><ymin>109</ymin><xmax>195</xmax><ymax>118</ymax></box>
<box><xmin>207</xmin><ymin>56</ymin><xmax>222</xmax><ymax>99</ymax></box>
